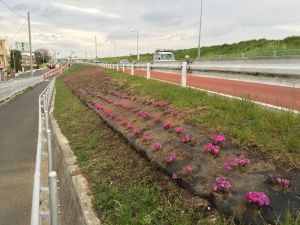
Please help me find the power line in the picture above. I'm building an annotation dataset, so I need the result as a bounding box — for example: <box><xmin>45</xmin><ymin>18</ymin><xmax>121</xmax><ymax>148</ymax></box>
<box><xmin>0</xmin><ymin>0</ymin><xmax>26</xmax><ymax>18</ymax></box>
<box><xmin>8</xmin><ymin>18</ymin><xmax>28</xmax><ymax>43</ymax></box>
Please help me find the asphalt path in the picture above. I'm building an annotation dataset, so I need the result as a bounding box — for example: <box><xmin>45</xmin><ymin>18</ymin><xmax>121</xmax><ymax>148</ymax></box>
<box><xmin>0</xmin><ymin>72</ymin><xmax>50</xmax><ymax>225</ymax></box>
<box><xmin>122</xmin><ymin>68</ymin><xmax>300</xmax><ymax>111</ymax></box>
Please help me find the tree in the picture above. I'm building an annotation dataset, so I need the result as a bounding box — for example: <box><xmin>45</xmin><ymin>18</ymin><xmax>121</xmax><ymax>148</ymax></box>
<box><xmin>10</xmin><ymin>50</ymin><xmax>22</xmax><ymax>73</ymax></box>
<box><xmin>34</xmin><ymin>48</ymin><xmax>50</xmax><ymax>63</ymax></box>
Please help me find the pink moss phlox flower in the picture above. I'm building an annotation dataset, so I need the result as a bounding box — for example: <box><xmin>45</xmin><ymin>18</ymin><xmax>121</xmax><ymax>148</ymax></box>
<box><xmin>153</xmin><ymin>115</ymin><xmax>161</xmax><ymax>121</ymax></box>
<box><xmin>121</xmin><ymin>120</ymin><xmax>128</xmax><ymax>126</ymax></box>
<box><xmin>171</xmin><ymin>110</ymin><xmax>179</xmax><ymax>116</ymax></box>
<box><xmin>121</xmin><ymin>95</ymin><xmax>129</xmax><ymax>99</ymax></box>
<box><xmin>268</xmin><ymin>174</ymin><xmax>290</xmax><ymax>186</ymax></box>
<box><xmin>163</xmin><ymin>121</ymin><xmax>172</xmax><ymax>129</ymax></box>
<box><xmin>224</xmin><ymin>156</ymin><xmax>250</xmax><ymax>171</ymax></box>
<box><xmin>94</xmin><ymin>103</ymin><xmax>101</xmax><ymax>110</ymax></box>
<box><xmin>137</xmin><ymin>111</ymin><xmax>143</xmax><ymax>116</ymax></box>
<box><xmin>133</xmin><ymin>129</ymin><xmax>140</xmax><ymax>136</ymax></box>
<box><xmin>114</xmin><ymin>116</ymin><xmax>121</xmax><ymax>122</ymax></box>
<box><xmin>142</xmin><ymin>135</ymin><xmax>150</xmax><ymax>141</ymax></box>
<box><xmin>181</xmin><ymin>134</ymin><xmax>191</xmax><ymax>143</ymax></box>
<box><xmin>244</xmin><ymin>192</ymin><xmax>270</xmax><ymax>206</ymax></box>
<box><xmin>142</xmin><ymin>112</ymin><xmax>151</xmax><ymax>119</ymax></box>
<box><xmin>174</xmin><ymin>127</ymin><xmax>185</xmax><ymax>133</ymax></box>
<box><xmin>127</xmin><ymin>105</ymin><xmax>133</xmax><ymax>109</ymax></box>
<box><xmin>109</xmin><ymin>113</ymin><xmax>114</xmax><ymax>118</ymax></box>
<box><xmin>152</xmin><ymin>142</ymin><xmax>162</xmax><ymax>150</ymax></box>
<box><xmin>184</xmin><ymin>166</ymin><xmax>193</xmax><ymax>173</ymax></box>
<box><xmin>126</xmin><ymin>124</ymin><xmax>132</xmax><ymax>129</ymax></box>
<box><xmin>142</xmin><ymin>99</ymin><xmax>153</xmax><ymax>104</ymax></box>
<box><xmin>167</xmin><ymin>155</ymin><xmax>176</xmax><ymax>163</ymax></box>
<box><xmin>164</xmin><ymin>109</ymin><xmax>171</xmax><ymax>114</ymax></box>
<box><xmin>213</xmin><ymin>176</ymin><xmax>232</xmax><ymax>192</ymax></box>
<box><xmin>172</xmin><ymin>174</ymin><xmax>177</xmax><ymax>179</ymax></box>
<box><xmin>211</xmin><ymin>134</ymin><xmax>226</xmax><ymax>144</ymax></box>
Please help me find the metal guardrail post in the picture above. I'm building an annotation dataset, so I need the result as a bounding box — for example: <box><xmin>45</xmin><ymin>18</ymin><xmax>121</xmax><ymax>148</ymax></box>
<box><xmin>123</xmin><ymin>64</ymin><xmax>125</xmax><ymax>72</ymax></box>
<box><xmin>131</xmin><ymin>64</ymin><xmax>134</xmax><ymax>75</ymax></box>
<box><xmin>44</xmin><ymin>110</ymin><xmax>49</xmax><ymax>131</ymax></box>
<box><xmin>46</xmin><ymin>129</ymin><xmax>53</xmax><ymax>172</ymax></box>
<box><xmin>273</xmin><ymin>51</ymin><xmax>277</xmax><ymax>57</ymax></box>
<box><xmin>146</xmin><ymin>63</ymin><xmax>150</xmax><ymax>79</ymax></box>
<box><xmin>242</xmin><ymin>53</ymin><xmax>245</xmax><ymax>58</ymax></box>
<box><xmin>49</xmin><ymin>171</ymin><xmax>59</xmax><ymax>225</ymax></box>
<box><xmin>181</xmin><ymin>62</ymin><xmax>187</xmax><ymax>87</ymax></box>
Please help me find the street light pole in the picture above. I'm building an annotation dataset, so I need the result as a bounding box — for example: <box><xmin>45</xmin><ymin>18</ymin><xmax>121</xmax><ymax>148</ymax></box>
<box><xmin>131</xmin><ymin>30</ymin><xmax>139</xmax><ymax>61</ymax></box>
<box><xmin>111</xmin><ymin>42</ymin><xmax>116</xmax><ymax>62</ymax></box>
<box><xmin>197</xmin><ymin>0</ymin><xmax>203</xmax><ymax>60</ymax></box>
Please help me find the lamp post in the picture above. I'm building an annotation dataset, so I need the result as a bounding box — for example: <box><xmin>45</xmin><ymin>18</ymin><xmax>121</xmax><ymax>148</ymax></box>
<box><xmin>131</xmin><ymin>30</ymin><xmax>139</xmax><ymax>61</ymax></box>
<box><xmin>99</xmin><ymin>46</ymin><xmax>104</xmax><ymax>63</ymax></box>
<box><xmin>111</xmin><ymin>42</ymin><xmax>116</xmax><ymax>62</ymax></box>
<box><xmin>197</xmin><ymin>0</ymin><xmax>203</xmax><ymax>60</ymax></box>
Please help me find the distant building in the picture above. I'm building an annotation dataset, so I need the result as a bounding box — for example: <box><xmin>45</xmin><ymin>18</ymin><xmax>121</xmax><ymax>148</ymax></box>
<box><xmin>21</xmin><ymin>52</ymin><xmax>37</xmax><ymax>71</ymax></box>
<box><xmin>15</xmin><ymin>42</ymin><xmax>30</xmax><ymax>52</ymax></box>
<box><xmin>0</xmin><ymin>39</ymin><xmax>9</xmax><ymax>79</ymax></box>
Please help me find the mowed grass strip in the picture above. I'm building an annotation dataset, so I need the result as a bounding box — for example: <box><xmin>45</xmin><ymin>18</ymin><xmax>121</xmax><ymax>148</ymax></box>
<box><xmin>54</xmin><ymin>64</ymin><xmax>235</xmax><ymax>225</ymax></box>
<box><xmin>103</xmin><ymin>67</ymin><xmax>300</xmax><ymax>169</ymax></box>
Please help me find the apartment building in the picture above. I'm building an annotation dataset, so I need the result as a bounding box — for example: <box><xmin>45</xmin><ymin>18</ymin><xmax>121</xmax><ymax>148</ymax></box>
<box><xmin>0</xmin><ymin>39</ymin><xmax>9</xmax><ymax>79</ymax></box>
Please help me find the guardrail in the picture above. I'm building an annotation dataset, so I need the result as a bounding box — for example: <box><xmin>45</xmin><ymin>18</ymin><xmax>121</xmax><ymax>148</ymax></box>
<box><xmin>31</xmin><ymin>62</ymin><xmax>69</xmax><ymax>225</ymax></box>
<box><xmin>30</xmin><ymin>77</ymin><xmax>59</xmax><ymax>225</ymax></box>
<box><xmin>201</xmin><ymin>48</ymin><xmax>300</xmax><ymax>60</ymax></box>
<box><xmin>0</xmin><ymin>76</ymin><xmax>44</xmax><ymax>102</ymax></box>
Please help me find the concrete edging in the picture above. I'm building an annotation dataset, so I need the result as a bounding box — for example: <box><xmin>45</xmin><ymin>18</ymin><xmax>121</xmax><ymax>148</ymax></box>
<box><xmin>49</xmin><ymin>89</ymin><xmax>101</xmax><ymax>225</ymax></box>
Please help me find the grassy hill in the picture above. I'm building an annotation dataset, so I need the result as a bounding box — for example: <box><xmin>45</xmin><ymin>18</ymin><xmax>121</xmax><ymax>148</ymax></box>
<box><xmin>100</xmin><ymin>36</ymin><xmax>300</xmax><ymax>63</ymax></box>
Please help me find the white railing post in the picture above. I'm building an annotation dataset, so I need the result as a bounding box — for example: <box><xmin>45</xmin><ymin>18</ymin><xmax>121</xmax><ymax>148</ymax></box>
<box><xmin>146</xmin><ymin>63</ymin><xmax>150</xmax><ymax>79</ymax></box>
<box><xmin>46</xmin><ymin>129</ymin><xmax>53</xmax><ymax>172</ymax></box>
<box><xmin>122</xmin><ymin>64</ymin><xmax>125</xmax><ymax>72</ymax></box>
<box><xmin>49</xmin><ymin>171</ymin><xmax>59</xmax><ymax>225</ymax></box>
<box><xmin>112</xmin><ymin>64</ymin><xmax>114</xmax><ymax>69</ymax></box>
<box><xmin>117</xmin><ymin>64</ymin><xmax>119</xmax><ymax>71</ymax></box>
<box><xmin>131</xmin><ymin>64</ymin><xmax>134</xmax><ymax>75</ymax></box>
<box><xmin>181</xmin><ymin>62</ymin><xmax>187</xmax><ymax>87</ymax></box>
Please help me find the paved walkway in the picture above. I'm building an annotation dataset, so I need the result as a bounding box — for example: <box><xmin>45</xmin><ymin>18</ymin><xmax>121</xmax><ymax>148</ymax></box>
<box><xmin>0</xmin><ymin>79</ymin><xmax>50</xmax><ymax>225</ymax></box>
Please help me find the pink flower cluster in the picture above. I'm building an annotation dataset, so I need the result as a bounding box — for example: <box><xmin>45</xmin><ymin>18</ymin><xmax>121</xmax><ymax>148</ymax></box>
<box><xmin>172</xmin><ymin>174</ymin><xmax>177</xmax><ymax>179</ymax></box>
<box><xmin>163</xmin><ymin>121</ymin><xmax>172</xmax><ymax>129</ymax></box>
<box><xmin>184</xmin><ymin>166</ymin><xmax>193</xmax><ymax>173</ymax></box>
<box><xmin>202</xmin><ymin>143</ymin><xmax>220</xmax><ymax>155</ymax></box>
<box><xmin>142</xmin><ymin>135</ymin><xmax>150</xmax><ymax>141</ymax></box>
<box><xmin>174</xmin><ymin>127</ymin><xmax>185</xmax><ymax>133</ymax></box>
<box><xmin>268</xmin><ymin>174</ymin><xmax>290</xmax><ymax>186</ymax></box>
<box><xmin>153</xmin><ymin>115</ymin><xmax>161</xmax><ymax>121</ymax></box>
<box><xmin>167</xmin><ymin>155</ymin><xmax>176</xmax><ymax>163</ymax></box>
<box><xmin>213</xmin><ymin>176</ymin><xmax>232</xmax><ymax>192</ymax></box>
<box><xmin>137</xmin><ymin>111</ymin><xmax>151</xmax><ymax>119</ymax></box>
<box><xmin>133</xmin><ymin>129</ymin><xmax>140</xmax><ymax>136</ymax></box>
<box><xmin>181</xmin><ymin>134</ymin><xmax>194</xmax><ymax>143</ymax></box>
<box><xmin>164</xmin><ymin>109</ymin><xmax>179</xmax><ymax>116</ymax></box>
<box><xmin>244</xmin><ymin>192</ymin><xmax>270</xmax><ymax>206</ymax></box>
<box><xmin>211</xmin><ymin>134</ymin><xmax>226</xmax><ymax>144</ymax></box>
<box><xmin>224</xmin><ymin>156</ymin><xmax>250</xmax><ymax>171</ymax></box>
<box><xmin>156</xmin><ymin>101</ymin><xmax>168</xmax><ymax>106</ymax></box>
<box><xmin>142</xmin><ymin>99</ymin><xmax>153</xmax><ymax>104</ymax></box>
<box><xmin>152</xmin><ymin>142</ymin><xmax>162</xmax><ymax>150</ymax></box>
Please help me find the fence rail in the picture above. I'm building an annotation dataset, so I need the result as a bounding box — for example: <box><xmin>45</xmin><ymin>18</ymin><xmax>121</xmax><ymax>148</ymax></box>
<box><xmin>201</xmin><ymin>48</ymin><xmax>300</xmax><ymax>60</ymax></box>
<box><xmin>0</xmin><ymin>76</ymin><xmax>44</xmax><ymax>102</ymax></box>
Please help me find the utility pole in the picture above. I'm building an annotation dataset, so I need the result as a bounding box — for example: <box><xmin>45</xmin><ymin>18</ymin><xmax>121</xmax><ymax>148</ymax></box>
<box><xmin>95</xmin><ymin>36</ymin><xmax>97</xmax><ymax>60</ymax></box>
<box><xmin>197</xmin><ymin>0</ymin><xmax>203</xmax><ymax>60</ymax></box>
<box><xmin>13</xmin><ymin>50</ymin><xmax>16</xmax><ymax>74</ymax></box>
<box><xmin>28</xmin><ymin>12</ymin><xmax>33</xmax><ymax>77</ymax></box>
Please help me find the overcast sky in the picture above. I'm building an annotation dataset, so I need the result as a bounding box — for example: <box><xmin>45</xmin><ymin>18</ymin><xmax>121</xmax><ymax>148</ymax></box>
<box><xmin>1</xmin><ymin>0</ymin><xmax>299</xmax><ymax>59</ymax></box>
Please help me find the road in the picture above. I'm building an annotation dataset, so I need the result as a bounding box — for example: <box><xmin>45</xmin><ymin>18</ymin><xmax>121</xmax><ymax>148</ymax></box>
<box><xmin>0</xmin><ymin>71</ymin><xmax>50</xmax><ymax>225</ymax></box>
<box><xmin>121</xmin><ymin>68</ymin><xmax>300</xmax><ymax>111</ymax></box>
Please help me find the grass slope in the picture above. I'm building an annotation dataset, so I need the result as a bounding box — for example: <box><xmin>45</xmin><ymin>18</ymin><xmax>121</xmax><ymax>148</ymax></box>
<box><xmin>100</xmin><ymin>35</ymin><xmax>300</xmax><ymax>63</ymax></box>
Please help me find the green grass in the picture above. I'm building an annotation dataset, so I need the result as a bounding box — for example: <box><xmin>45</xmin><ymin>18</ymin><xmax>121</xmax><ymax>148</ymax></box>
<box><xmin>54</xmin><ymin>64</ymin><xmax>237</xmax><ymax>224</ymax></box>
<box><xmin>99</xmin><ymin>35</ymin><xmax>300</xmax><ymax>62</ymax></box>
<box><xmin>102</xmin><ymin>67</ymin><xmax>300</xmax><ymax>168</ymax></box>
<box><xmin>54</xmin><ymin>64</ymin><xmax>300</xmax><ymax>224</ymax></box>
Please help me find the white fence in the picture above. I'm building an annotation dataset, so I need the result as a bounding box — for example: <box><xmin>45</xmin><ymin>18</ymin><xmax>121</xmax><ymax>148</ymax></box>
<box><xmin>0</xmin><ymin>76</ymin><xmax>44</xmax><ymax>102</ymax></box>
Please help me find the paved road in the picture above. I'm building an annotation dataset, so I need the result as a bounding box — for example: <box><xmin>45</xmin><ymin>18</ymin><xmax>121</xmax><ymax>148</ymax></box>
<box><xmin>123</xmin><ymin>68</ymin><xmax>300</xmax><ymax>111</ymax></box>
<box><xmin>0</xmin><ymin>75</ymin><xmax>50</xmax><ymax>225</ymax></box>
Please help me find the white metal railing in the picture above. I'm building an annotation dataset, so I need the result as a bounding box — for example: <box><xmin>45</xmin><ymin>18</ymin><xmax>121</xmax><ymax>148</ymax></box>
<box><xmin>0</xmin><ymin>76</ymin><xmax>44</xmax><ymax>102</ymax></box>
<box><xmin>31</xmin><ymin>76</ymin><xmax>59</xmax><ymax>225</ymax></box>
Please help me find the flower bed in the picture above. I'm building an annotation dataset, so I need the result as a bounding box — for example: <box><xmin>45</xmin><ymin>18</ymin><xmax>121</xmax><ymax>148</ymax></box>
<box><xmin>63</xmin><ymin>68</ymin><xmax>300</xmax><ymax>224</ymax></box>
